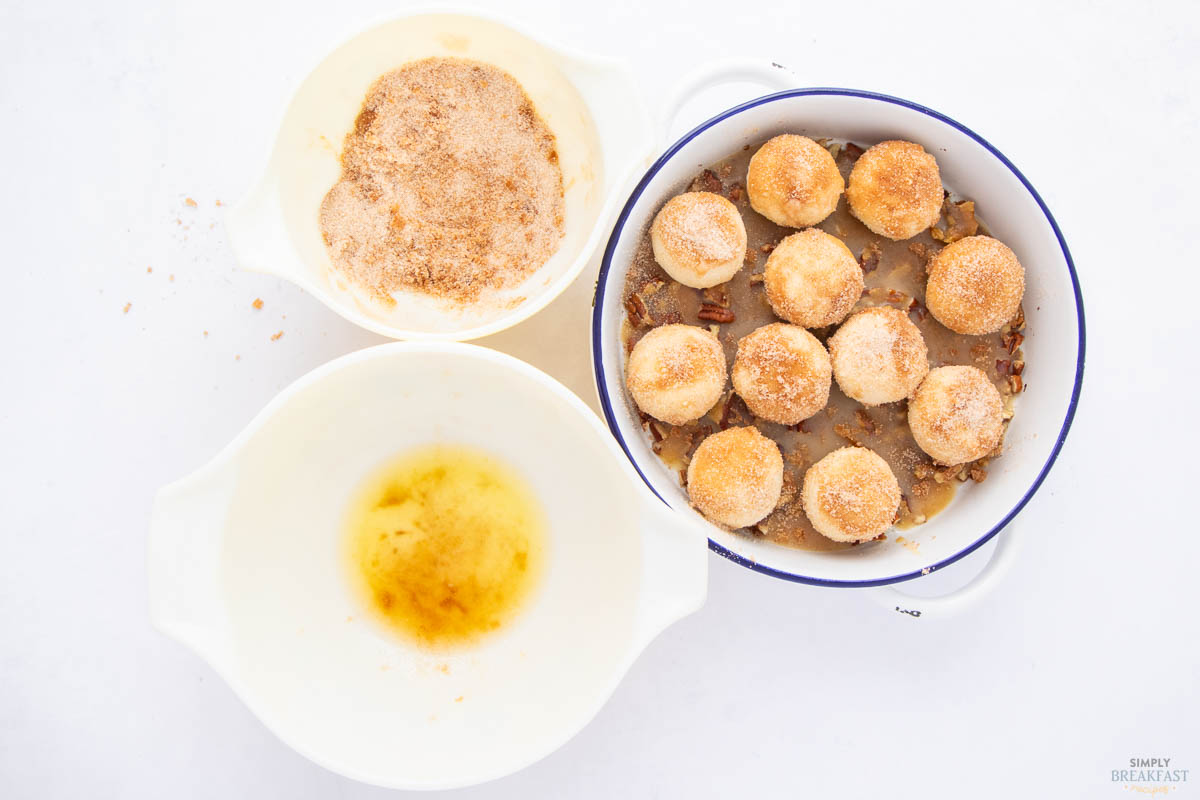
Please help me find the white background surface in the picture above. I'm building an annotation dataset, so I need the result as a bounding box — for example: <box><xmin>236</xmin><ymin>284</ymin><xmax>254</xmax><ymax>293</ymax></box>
<box><xmin>1</xmin><ymin>0</ymin><xmax>1197</xmax><ymax>797</ymax></box>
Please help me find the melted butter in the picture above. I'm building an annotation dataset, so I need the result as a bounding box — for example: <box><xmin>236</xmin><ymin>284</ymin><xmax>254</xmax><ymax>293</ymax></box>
<box><xmin>344</xmin><ymin>445</ymin><xmax>546</xmax><ymax>649</ymax></box>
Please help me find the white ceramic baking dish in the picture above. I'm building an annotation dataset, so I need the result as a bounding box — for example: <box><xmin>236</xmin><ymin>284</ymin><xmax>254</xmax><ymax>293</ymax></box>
<box><xmin>592</xmin><ymin>64</ymin><xmax>1086</xmax><ymax>589</ymax></box>
<box><xmin>226</xmin><ymin>11</ymin><xmax>653</xmax><ymax>341</ymax></box>
<box><xmin>148</xmin><ymin>342</ymin><xmax>708</xmax><ymax>789</ymax></box>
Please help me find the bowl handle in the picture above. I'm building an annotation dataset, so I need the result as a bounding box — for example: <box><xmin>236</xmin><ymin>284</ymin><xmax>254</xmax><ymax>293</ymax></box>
<box><xmin>868</xmin><ymin>526</ymin><xmax>1022</xmax><ymax>619</ymax></box>
<box><xmin>225</xmin><ymin>176</ymin><xmax>301</xmax><ymax>282</ymax></box>
<box><xmin>629</xmin><ymin>496</ymin><xmax>710</xmax><ymax>653</ymax></box>
<box><xmin>661</xmin><ymin>59</ymin><xmax>798</xmax><ymax>143</ymax></box>
<box><xmin>147</xmin><ymin>466</ymin><xmax>236</xmax><ymax>663</ymax></box>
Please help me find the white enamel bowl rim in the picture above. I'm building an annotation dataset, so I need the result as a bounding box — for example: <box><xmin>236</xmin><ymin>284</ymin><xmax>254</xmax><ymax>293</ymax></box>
<box><xmin>591</xmin><ymin>87</ymin><xmax>1086</xmax><ymax>587</ymax></box>
<box><xmin>226</xmin><ymin>8</ymin><xmax>653</xmax><ymax>342</ymax></box>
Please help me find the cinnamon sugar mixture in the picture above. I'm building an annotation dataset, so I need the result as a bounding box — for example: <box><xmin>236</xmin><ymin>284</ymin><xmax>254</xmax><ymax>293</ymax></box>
<box><xmin>621</xmin><ymin>141</ymin><xmax>1027</xmax><ymax>552</ymax></box>
<box><xmin>319</xmin><ymin>58</ymin><xmax>565</xmax><ymax>306</ymax></box>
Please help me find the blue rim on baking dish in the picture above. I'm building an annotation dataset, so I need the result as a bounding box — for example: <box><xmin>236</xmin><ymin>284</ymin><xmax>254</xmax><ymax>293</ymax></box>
<box><xmin>590</xmin><ymin>86</ymin><xmax>1086</xmax><ymax>587</ymax></box>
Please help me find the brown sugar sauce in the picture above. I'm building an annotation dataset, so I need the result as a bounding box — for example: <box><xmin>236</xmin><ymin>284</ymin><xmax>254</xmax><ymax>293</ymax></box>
<box><xmin>620</xmin><ymin>140</ymin><xmax>1026</xmax><ymax>552</ymax></box>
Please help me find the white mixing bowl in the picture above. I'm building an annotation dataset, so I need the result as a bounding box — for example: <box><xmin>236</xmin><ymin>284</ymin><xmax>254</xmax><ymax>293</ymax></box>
<box><xmin>226</xmin><ymin>11</ymin><xmax>653</xmax><ymax>341</ymax></box>
<box><xmin>592</xmin><ymin>84</ymin><xmax>1085</xmax><ymax>587</ymax></box>
<box><xmin>148</xmin><ymin>342</ymin><xmax>707</xmax><ymax>789</ymax></box>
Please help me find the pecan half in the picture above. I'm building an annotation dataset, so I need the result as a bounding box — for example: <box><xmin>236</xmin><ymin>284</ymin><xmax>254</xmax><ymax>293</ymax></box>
<box><xmin>625</xmin><ymin>294</ymin><xmax>653</xmax><ymax>327</ymax></box>
<box><xmin>698</xmin><ymin>303</ymin><xmax>735</xmax><ymax>323</ymax></box>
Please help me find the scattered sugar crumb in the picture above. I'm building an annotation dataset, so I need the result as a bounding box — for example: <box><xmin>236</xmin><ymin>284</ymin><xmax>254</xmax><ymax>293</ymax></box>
<box><xmin>436</xmin><ymin>663</ymin><xmax>450</xmax><ymax>675</ymax></box>
<box><xmin>169</xmin><ymin>274</ymin><xmax>174</xmax><ymax>282</ymax></box>
<box><xmin>184</xmin><ymin>197</ymin><xmax>197</xmax><ymax>208</ymax></box>
<box><xmin>175</xmin><ymin>218</ymin><xmax>182</xmax><ymax>225</ymax></box>
<box><xmin>895</xmin><ymin>536</ymin><xmax>920</xmax><ymax>554</ymax></box>
<box><xmin>235</xmin><ymin>354</ymin><xmax>241</xmax><ymax>361</ymax></box>
<box><xmin>252</xmin><ymin>298</ymin><xmax>263</xmax><ymax>310</ymax></box>
<box><xmin>345</xmin><ymin>616</ymin><xmax>353</xmax><ymax>622</ymax></box>
<box><xmin>380</xmin><ymin>665</ymin><xmax>390</xmax><ymax>672</ymax></box>
<box><xmin>146</xmin><ymin>266</ymin><xmax>152</xmax><ymax>273</ymax></box>
<box><xmin>270</xmin><ymin>331</ymin><xmax>284</xmax><ymax>341</ymax></box>
<box><xmin>454</xmin><ymin>696</ymin><xmax>463</xmax><ymax>703</ymax></box>
<box><xmin>123</xmin><ymin>302</ymin><xmax>131</xmax><ymax>314</ymax></box>
<box><xmin>203</xmin><ymin>330</ymin><xmax>209</xmax><ymax>337</ymax></box>
<box><xmin>215</xmin><ymin>199</ymin><xmax>223</xmax><ymax>207</ymax></box>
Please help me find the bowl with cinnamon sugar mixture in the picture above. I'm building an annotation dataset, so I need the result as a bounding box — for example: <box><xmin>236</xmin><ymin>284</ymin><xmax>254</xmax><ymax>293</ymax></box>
<box><xmin>227</xmin><ymin>12</ymin><xmax>653</xmax><ymax>339</ymax></box>
<box><xmin>592</xmin><ymin>87</ymin><xmax>1085</xmax><ymax>587</ymax></box>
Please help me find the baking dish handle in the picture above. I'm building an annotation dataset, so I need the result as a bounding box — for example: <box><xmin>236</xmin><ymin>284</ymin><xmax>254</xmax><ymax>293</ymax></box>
<box><xmin>661</xmin><ymin>59</ymin><xmax>799</xmax><ymax>143</ymax></box>
<box><xmin>147</xmin><ymin>465</ymin><xmax>236</xmax><ymax>664</ymax></box>
<box><xmin>868</xmin><ymin>525</ymin><xmax>1022</xmax><ymax>619</ymax></box>
<box><xmin>629</xmin><ymin>496</ymin><xmax>709</xmax><ymax>654</ymax></box>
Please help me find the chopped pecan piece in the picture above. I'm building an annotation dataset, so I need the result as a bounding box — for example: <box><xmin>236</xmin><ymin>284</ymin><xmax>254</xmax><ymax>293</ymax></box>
<box><xmin>728</xmin><ymin>183</ymin><xmax>745</xmax><ymax>203</ymax></box>
<box><xmin>749</xmin><ymin>273</ymin><xmax>765</xmax><ymax>285</ymax></box>
<box><xmin>833</xmin><ymin>422</ymin><xmax>861</xmax><ymax>446</ymax></box>
<box><xmin>908</xmin><ymin>297</ymin><xmax>928</xmax><ymax>322</ymax></box>
<box><xmin>1011</xmin><ymin>359</ymin><xmax>1025</xmax><ymax>375</ymax></box>
<box><xmin>859</xmin><ymin>241</ymin><xmax>882</xmax><ymax>273</ymax></box>
<box><xmin>640</xmin><ymin>278</ymin><xmax>665</xmax><ymax>297</ymax></box>
<box><xmin>931</xmin><ymin>199</ymin><xmax>978</xmax><ymax>243</ymax></box>
<box><xmin>1003</xmin><ymin>331</ymin><xmax>1025</xmax><ymax>354</ymax></box>
<box><xmin>932</xmin><ymin>463</ymin><xmax>963</xmax><ymax>484</ymax></box>
<box><xmin>886</xmin><ymin>289</ymin><xmax>907</xmax><ymax>304</ymax></box>
<box><xmin>908</xmin><ymin>241</ymin><xmax>934</xmax><ymax>267</ymax></box>
<box><xmin>760</xmin><ymin>242</ymin><xmax>776</xmax><ymax>253</ymax></box>
<box><xmin>837</xmin><ymin>141</ymin><xmax>865</xmax><ymax>164</ymax></box>
<box><xmin>1008</xmin><ymin>374</ymin><xmax>1024</xmax><ymax>394</ymax></box>
<box><xmin>788</xmin><ymin>419</ymin><xmax>810</xmax><ymax>433</ymax></box>
<box><xmin>702</xmin><ymin>284</ymin><xmax>730</xmax><ymax>308</ymax></box>
<box><xmin>692</xmin><ymin>169</ymin><xmax>722</xmax><ymax>194</ymax></box>
<box><xmin>969</xmin><ymin>466</ymin><xmax>988</xmax><ymax>483</ymax></box>
<box><xmin>854</xmin><ymin>409</ymin><xmax>879</xmax><ymax>435</ymax></box>
<box><xmin>698</xmin><ymin>303</ymin><xmax>735</xmax><ymax>323</ymax></box>
<box><xmin>996</xmin><ymin>358</ymin><xmax>1012</xmax><ymax>376</ymax></box>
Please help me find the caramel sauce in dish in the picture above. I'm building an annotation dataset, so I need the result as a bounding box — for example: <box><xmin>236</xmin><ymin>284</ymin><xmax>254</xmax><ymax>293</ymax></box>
<box><xmin>344</xmin><ymin>445</ymin><xmax>546</xmax><ymax>649</ymax></box>
<box><xmin>620</xmin><ymin>141</ymin><xmax>1026</xmax><ymax>552</ymax></box>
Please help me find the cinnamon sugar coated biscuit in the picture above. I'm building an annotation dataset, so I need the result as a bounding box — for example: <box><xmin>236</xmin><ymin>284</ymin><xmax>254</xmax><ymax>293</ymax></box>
<box><xmin>908</xmin><ymin>366</ymin><xmax>1004</xmax><ymax>465</ymax></box>
<box><xmin>846</xmin><ymin>140</ymin><xmax>943</xmax><ymax>240</ymax></box>
<box><xmin>764</xmin><ymin>229</ymin><xmax>865</xmax><ymax>328</ymax></box>
<box><xmin>926</xmin><ymin>236</ymin><xmax>1025</xmax><ymax>335</ymax></box>
<box><xmin>687</xmin><ymin>427</ymin><xmax>784</xmax><ymax>528</ymax></box>
<box><xmin>626</xmin><ymin>324</ymin><xmax>727</xmax><ymax>425</ymax></box>
<box><xmin>801</xmin><ymin>447</ymin><xmax>902</xmax><ymax>542</ymax></box>
<box><xmin>747</xmin><ymin>135</ymin><xmax>844</xmax><ymax>228</ymax></box>
<box><xmin>828</xmin><ymin>306</ymin><xmax>929</xmax><ymax>406</ymax></box>
<box><xmin>732</xmin><ymin>323</ymin><xmax>832</xmax><ymax>425</ymax></box>
<box><xmin>650</xmin><ymin>192</ymin><xmax>748</xmax><ymax>288</ymax></box>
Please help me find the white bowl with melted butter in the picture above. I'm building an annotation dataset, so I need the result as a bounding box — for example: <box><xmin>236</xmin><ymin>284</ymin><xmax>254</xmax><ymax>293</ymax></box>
<box><xmin>226</xmin><ymin>11</ymin><xmax>653</xmax><ymax>340</ymax></box>
<box><xmin>148</xmin><ymin>343</ymin><xmax>707</xmax><ymax>789</ymax></box>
